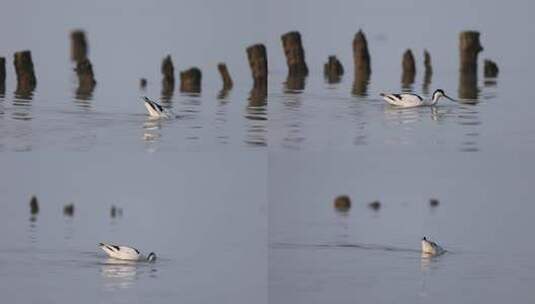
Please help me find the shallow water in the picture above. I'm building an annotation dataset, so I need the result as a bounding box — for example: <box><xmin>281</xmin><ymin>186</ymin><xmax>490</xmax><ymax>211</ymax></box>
<box><xmin>1</xmin><ymin>0</ymin><xmax>535</xmax><ymax>303</ymax></box>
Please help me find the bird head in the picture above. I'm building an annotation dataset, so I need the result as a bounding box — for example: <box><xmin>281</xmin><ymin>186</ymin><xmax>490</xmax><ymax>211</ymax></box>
<box><xmin>433</xmin><ymin>89</ymin><xmax>455</xmax><ymax>102</ymax></box>
<box><xmin>147</xmin><ymin>252</ymin><xmax>157</xmax><ymax>262</ymax></box>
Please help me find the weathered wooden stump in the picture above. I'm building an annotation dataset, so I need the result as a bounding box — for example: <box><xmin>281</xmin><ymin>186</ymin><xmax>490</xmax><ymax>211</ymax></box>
<box><xmin>180</xmin><ymin>67</ymin><xmax>202</xmax><ymax>93</ymax></box>
<box><xmin>14</xmin><ymin>50</ymin><xmax>37</xmax><ymax>95</ymax></box>
<box><xmin>30</xmin><ymin>195</ymin><xmax>39</xmax><ymax>215</ymax></box>
<box><xmin>0</xmin><ymin>57</ymin><xmax>5</xmax><ymax>94</ymax></box>
<box><xmin>334</xmin><ymin>195</ymin><xmax>351</xmax><ymax>212</ymax></box>
<box><xmin>368</xmin><ymin>200</ymin><xmax>381</xmax><ymax>211</ymax></box>
<box><xmin>401</xmin><ymin>49</ymin><xmax>416</xmax><ymax>87</ymax></box>
<box><xmin>484</xmin><ymin>59</ymin><xmax>499</xmax><ymax>78</ymax></box>
<box><xmin>140</xmin><ymin>78</ymin><xmax>147</xmax><ymax>89</ymax></box>
<box><xmin>324</xmin><ymin>55</ymin><xmax>344</xmax><ymax>83</ymax></box>
<box><xmin>246</xmin><ymin>44</ymin><xmax>268</xmax><ymax>89</ymax></box>
<box><xmin>285</xmin><ymin>75</ymin><xmax>306</xmax><ymax>92</ymax></box>
<box><xmin>217</xmin><ymin>63</ymin><xmax>233</xmax><ymax>91</ymax></box>
<box><xmin>0</xmin><ymin>57</ymin><xmax>5</xmax><ymax>84</ymax></box>
<box><xmin>75</xmin><ymin>58</ymin><xmax>96</xmax><ymax>92</ymax></box>
<box><xmin>161</xmin><ymin>55</ymin><xmax>175</xmax><ymax>99</ymax></box>
<box><xmin>70</xmin><ymin>30</ymin><xmax>88</xmax><ymax>62</ymax></box>
<box><xmin>63</xmin><ymin>203</ymin><xmax>75</xmax><ymax>216</ymax></box>
<box><xmin>353</xmin><ymin>30</ymin><xmax>371</xmax><ymax>75</ymax></box>
<box><xmin>281</xmin><ymin>31</ymin><xmax>308</xmax><ymax>77</ymax></box>
<box><xmin>249</xmin><ymin>87</ymin><xmax>267</xmax><ymax>107</ymax></box>
<box><xmin>423</xmin><ymin>50</ymin><xmax>433</xmax><ymax>93</ymax></box>
<box><xmin>459</xmin><ymin>31</ymin><xmax>482</xmax><ymax>100</ymax></box>
<box><xmin>352</xmin><ymin>30</ymin><xmax>371</xmax><ymax>96</ymax></box>
<box><xmin>459</xmin><ymin>31</ymin><xmax>483</xmax><ymax>74</ymax></box>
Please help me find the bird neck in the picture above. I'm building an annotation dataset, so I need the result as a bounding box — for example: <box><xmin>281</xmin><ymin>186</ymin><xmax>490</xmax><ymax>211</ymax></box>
<box><xmin>431</xmin><ymin>94</ymin><xmax>441</xmax><ymax>105</ymax></box>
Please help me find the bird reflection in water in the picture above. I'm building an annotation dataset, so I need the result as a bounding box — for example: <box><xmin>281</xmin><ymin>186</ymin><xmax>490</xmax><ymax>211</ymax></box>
<box><xmin>100</xmin><ymin>258</ymin><xmax>158</xmax><ymax>290</ymax></box>
<box><xmin>143</xmin><ymin>118</ymin><xmax>162</xmax><ymax>143</ymax></box>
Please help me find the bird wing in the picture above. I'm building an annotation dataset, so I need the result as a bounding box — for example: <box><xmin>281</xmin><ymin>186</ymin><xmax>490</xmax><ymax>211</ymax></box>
<box><xmin>381</xmin><ymin>93</ymin><xmax>423</xmax><ymax>107</ymax></box>
<box><xmin>145</xmin><ymin>98</ymin><xmax>164</xmax><ymax>113</ymax></box>
<box><xmin>99</xmin><ymin>243</ymin><xmax>141</xmax><ymax>260</ymax></box>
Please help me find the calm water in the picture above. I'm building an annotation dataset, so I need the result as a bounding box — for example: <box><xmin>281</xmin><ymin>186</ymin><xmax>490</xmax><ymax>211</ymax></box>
<box><xmin>1</xmin><ymin>0</ymin><xmax>535</xmax><ymax>303</ymax></box>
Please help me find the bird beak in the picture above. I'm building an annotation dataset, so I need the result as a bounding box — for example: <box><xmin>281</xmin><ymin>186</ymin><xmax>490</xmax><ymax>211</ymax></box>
<box><xmin>445</xmin><ymin>95</ymin><xmax>457</xmax><ymax>102</ymax></box>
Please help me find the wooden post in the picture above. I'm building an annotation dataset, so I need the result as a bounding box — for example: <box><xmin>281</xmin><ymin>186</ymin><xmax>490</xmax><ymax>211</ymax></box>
<box><xmin>0</xmin><ymin>57</ymin><xmax>5</xmax><ymax>94</ymax></box>
<box><xmin>484</xmin><ymin>59</ymin><xmax>499</xmax><ymax>77</ymax></box>
<box><xmin>246</xmin><ymin>44</ymin><xmax>268</xmax><ymax>89</ymax></box>
<box><xmin>161</xmin><ymin>55</ymin><xmax>175</xmax><ymax>99</ymax></box>
<box><xmin>352</xmin><ymin>30</ymin><xmax>371</xmax><ymax>96</ymax></box>
<box><xmin>401</xmin><ymin>49</ymin><xmax>416</xmax><ymax>88</ymax></box>
<box><xmin>75</xmin><ymin>58</ymin><xmax>96</xmax><ymax>98</ymax></box>
<box><xmin>459</xmin><ymin>31</ymin><xmax>482</xmax><ymax>100</ymax></box>
<box><xmin>70</xmin><ymin>30</ymin><xmax>88</xmax><ymax>62</ymax></box>
<box><xmin>140</xmin><ymin>78</ymin><xmax>147</xmax><ymax>89</ymax></box>
<box><xmin>324</xmin><ymin>55</ymin><xmax>344</xmax><ymax>84</ymax></box>
<box><xmin>334</xmin><ymin>195</ymin><xmax>351</xmax><ymax>212</ymax></box>
<box><xmin>30</xmin><ymin>195</ymin><xmax>39</xmax><ymax>215</ymax></box>
<box><xmin>14</xmin><ymin>50</ymin><xmax>37</xmax><ymax>95</ymax></box>
<box><xmin>423</xmin><ymin>50</ymin><xmax>432</xmax><ymax>94</ymax></box>
<box><xmin>459</xmin><ymin>31</ymin><xmax>483</xmax><ymax>73</ymax></box>
<box><xmin>180</xmin><ymin>67</ymin><xmax>202</xmax><ymax>93</ymax></box>
<box><xmin>281</xmin><ymin>31</ymin><xmax>308</xmax><ymax>77</ymax></box>
<box><xmin>217</xmin><ymin>63</ymin><xmax>233</xmax><ymax>90</ymax></box>
<box><xmin>353</xmin><ymin>30</ymin><xmax>371</xmax><ymax>75</ymax></box>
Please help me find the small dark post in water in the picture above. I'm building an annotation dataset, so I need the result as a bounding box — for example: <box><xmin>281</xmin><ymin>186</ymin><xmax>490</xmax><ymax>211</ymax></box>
<box><xmin>484</xmin><ymin>59</ymin><xmax>499</xmax><ymax>78</ymax></box>
<box><xmin>281</xmin><ymin>31</ymin><xmax>308</xmax><ymax>77</ymax></box>
<box><xmin>14</xmin><ymin>50</ymin><xmax>37</xmax><ymax>94</ymax></box>
<box><xmin>352</xmin><ymin>30</ymin><xmax>371</xmax><ymax>96</ymax></box>
<box><xmin>401</xmin><ymin>49</ymin><xmax>416</xmax><ymax>88</ymax></box>
<box><xmin>459</xmin><ymin>31</ymin><xmax>483</xmax><ymax>100</ymax></box>
<box><xmin>75</xmin><ymin>58</ymin><xmax>96</xmax><ymax>95</ymax></box>
<box><xmin>140</xmin><ymin>78</ymin><xmax>147</xmax><ymax>89</ymax></box>
<box><xmin>246</xmin><ymin>44</ymin><xmax>268</xmax><ymax>89</ymax></box>
<box><xmin>429</xmin><ymin>198</ymin><xmax>440</xmax><ymax>207</ymax></box>
<box><xmin>161</xmin><ymin>55</ymin><xmax>175</xmax><ymax>99</ymax></box>
<box><xmin>63</xmin><ymin>203</ymin><xmax>75</xmax><ymax>216</ymax></box>
<box><xmin>459</xmin><ymin>31</ymin><xmax>483</xmax><ymax>74</ymax></box>
<box><xmin>70</xmin><ymin>30</ymin><xmax>88</xmax><ymax>62</ymax></box>
<box><xmin>30</xmin><ymin>195</ymin><xmax>39</xmax><ymax>215</ymax></box>
<box><xmin>334</xmin><ymin>195</ymin><xmax>351</xmax><ymax>212</ymax></box>
<box><xmin>423</xmin><ymin>50</ymin><xmax>433</xmax><ymax>94</ymax></box>
<box><xmin>368</xmin><ymin>200</ymin><xmax>381</xmax><ymax>211</ymax></box>
<box><xmin>180</xmin><ymin>67</ymin><xmax>202</xmax><ymax>93</ymax></box>
<box><xmin>217</xmin><ymin>63</ymin><xmax>233</xmax><ymax>91</ymax></box>
<box><xmin>0</xmin><ymin>57</ymin><xmax>5</xmax><ymax>93</ymax></box>
<box><xmin>324</xmin><ymin>55</ymin><xmax>344</xmax><ymax>84</ymax></box>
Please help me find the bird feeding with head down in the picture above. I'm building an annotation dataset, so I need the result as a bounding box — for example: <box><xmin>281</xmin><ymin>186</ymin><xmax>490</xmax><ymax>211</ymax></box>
<box><xmin>421</xmin><ymin>236</ymin><xmax>445</xmax><ymax>256</ymax></box>
<box><xmin>380</xmin><ymin>89</ymin><xmax>455</xmax><ymax>108</ymax></box>
<box><xmin>99</xmin><ymin>242</ymin><xmax>156</xmax><ymax>262</ymax></box>
<box><xmin>142</xmin><ymin>96</ymin><xmax>173</xmax><ymax>118</ymax></box>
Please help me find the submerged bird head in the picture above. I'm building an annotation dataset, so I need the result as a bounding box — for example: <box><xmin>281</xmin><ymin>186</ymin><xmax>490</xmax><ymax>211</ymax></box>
<box><xmin>147</xmin><ymin>252</ymin><xmax>157</xmax><ymax>262</ymax></box>
<box><xmin>142</xmin><ymin>96</ymin><xmax>151</xmax><ymax>103</ymax></box>
<box><xmin>432</xmin><ymin>89</ymin><xmax>455</xmax><ymax>103</ymax></box>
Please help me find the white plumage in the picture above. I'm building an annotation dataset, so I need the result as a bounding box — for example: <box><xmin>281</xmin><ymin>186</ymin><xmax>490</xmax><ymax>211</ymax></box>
<box><xmin>380</xmin><ymin>89</ymin><xmax>454</xmax><ymax>108</ymax></box>
<box><xmin>99</xmin><ymin>242</ymin><xmax>156</xmax><ymax>262</ymax></box>
<box><xmin>421</xmin><ymin>237</ymin><xmax>445</xmax><ymax>256</ymax></box>
<box><xmin>142</xmin><ymin>96</ymin><xmax>172</xmax><ymax>118</ymax></box>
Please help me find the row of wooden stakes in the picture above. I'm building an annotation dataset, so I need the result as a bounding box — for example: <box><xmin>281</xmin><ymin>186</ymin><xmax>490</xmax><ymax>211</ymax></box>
<box><xmin>0</xmin><ymin>30</ymin><xmax>498</xmax><ymax>100</ymax></box>
<box><xmin>29</xmin><ymin>195</ymin><xmax>123</xmax><ymax>220</ymax></box>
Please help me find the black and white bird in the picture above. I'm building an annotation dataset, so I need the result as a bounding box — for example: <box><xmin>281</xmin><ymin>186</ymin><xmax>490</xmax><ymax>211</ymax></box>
<box><xmin>142</xmin><ymin>96</ymin><xmax>172</xmax><ymax>118</ymax></box>
<box><xmin>99</xmin><ymin>242</ymin><xmax>156</xmax><ymax>262</ymax></box>
<box><xmin>421</xmin><ymin>236</ymin><xmax>445</xmax><ymax>256</ymax></box>
<box><xmin>380</xmin><ymin>89</ymin><xmax>455</xmax><ymax>108</ymax></box>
